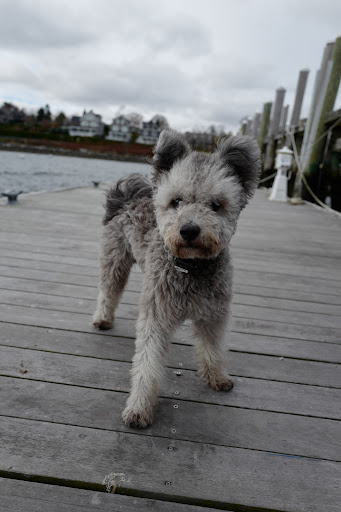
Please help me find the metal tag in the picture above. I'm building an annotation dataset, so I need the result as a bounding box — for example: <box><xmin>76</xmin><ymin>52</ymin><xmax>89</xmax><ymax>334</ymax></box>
<box><xmin>174</xmin><ymin>265</ymin><xmax>189</xmax><ymax>274</ymax></box>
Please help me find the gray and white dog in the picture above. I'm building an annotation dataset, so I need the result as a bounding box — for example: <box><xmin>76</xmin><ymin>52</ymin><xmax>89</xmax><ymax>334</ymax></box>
<box><xmin>93</xmin><ymin>129</ymin><xmax>260</xmax><ymax>428</ymax></box>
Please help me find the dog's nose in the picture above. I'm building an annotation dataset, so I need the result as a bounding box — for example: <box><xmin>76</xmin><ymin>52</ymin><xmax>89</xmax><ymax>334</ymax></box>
<box><xmin>180</xmin><ymin>223</ymin><xmax>201</xmax><ymax>242</ymax></box>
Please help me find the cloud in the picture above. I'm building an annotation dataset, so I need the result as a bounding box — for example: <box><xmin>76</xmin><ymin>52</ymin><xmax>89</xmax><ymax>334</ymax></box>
<box><xmin>145</xmin><ymin>15</ymin><xmax>212</xmax><ymax>59</ymax></box>
<box><xmin>0</xmin><ymin>0</ymin><xmax>98</xmax><ymax>49</ymax></box>
<box><xmin>0</xmin><ymin>0</ymin><xmax>340</xmax><ymax>132</ymax></box>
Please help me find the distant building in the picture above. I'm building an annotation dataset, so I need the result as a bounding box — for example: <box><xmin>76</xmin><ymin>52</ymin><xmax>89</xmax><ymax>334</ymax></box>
<box><xmin>136</xmin><ymin>120</ymin><xmax>162</xmax><ymax>145</ymax></box>
<box><xmin>69</xmin><ymin>115</ymin><xmax>81</xmax><ymax>126</ymax></box>
<box><xmin>106</xmin><ymin>115</ymin><xmax>134</xmax><ymax>142</ymax></box>
<box><xmin>68</xmin><ymin>110</ymin><xmax>104</xmax><ymax>137</ymax></box>
<box><xmin>0</xmin><ymin>102</ymin><xmax>25</xmax><ymax>123</ymax></box>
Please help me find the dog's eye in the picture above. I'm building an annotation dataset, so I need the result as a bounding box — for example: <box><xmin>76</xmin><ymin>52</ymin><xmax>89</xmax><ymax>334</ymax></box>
<box><xmin>211</xmin><ymin>201</ymin><xmax>221</xmax><ymax>212</ymax></box>
<box><xmin>170</xmin><ymin>198</ymin><xmax>181</xmax><ymax>208</ymax></box>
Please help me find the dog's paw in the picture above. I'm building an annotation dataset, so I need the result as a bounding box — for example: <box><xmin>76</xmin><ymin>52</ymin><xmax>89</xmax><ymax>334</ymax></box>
<box><xmin>122</xmin><ymin>407</ymin><xmax>154</xmax><ymax>429</ymax></box>
<box><xmin>208</xmin><ymin>375</ymin><xmax>234</xmax><ymax>392</ymax></box>
<box><xmin>93</xmin><ymin>317</ymin><xmax>114</xmax><ymax>330</ymax></box>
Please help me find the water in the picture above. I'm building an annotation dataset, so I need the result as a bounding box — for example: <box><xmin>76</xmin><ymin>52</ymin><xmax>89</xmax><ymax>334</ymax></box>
<box><xmin>0</xmin><ymin>150</ymin><xmax>150</xmax><ymax>194</ymax></box>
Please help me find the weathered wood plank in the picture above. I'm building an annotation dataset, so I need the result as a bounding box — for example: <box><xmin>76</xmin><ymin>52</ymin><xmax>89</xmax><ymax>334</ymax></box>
<box><xmin>232</xmin><ymin>292</ymin><xmax>341</xmax><ymax>315</ymax></box>
<box><xmin>229</xmin><ymin>332</ymin><xmax>341</xmax><ymax>362</ymax></box>
<box><xmin>0</xmin><ymin>478</ymin><xmax>221</xmax><ymax>512</ymax></box>
<box><xmin>231</xmin><ymin>317</ymin><xmax>341</xmax><ymax>344</ymax></box>
<box><xmin>1</xmin><ymin>377</ymin><xmax>340</xmax><ymax>461</ymax></box>
<box><xmin>1</xmin><ymin>288</ymin><xmax>341</xmax><ymax>329</ymax></box>
<box><xmin>0</xmin><ymin>248</ymin><xmax>99</xmax><ymax>268</ymax></box>
<box><xmin>2</xmin><ymin>257</ymin><xmax>341</xmax><ymax>295</ymax></box>
<box><xmin>2</xmin><ymin>241</ymin><xmax>341</xmax><ymax>275</ymax></box>
<box><xmin>2</xmin><ymin>274</ymin><xmax>341</xmax><ymax>309</ymax></box>
<box><xmin>231</xmin><ymin>247</ymin><xmax>341</xmax><ymax>270</ymax></box>
<box><xmin>1</xmin><ymin>302</ymin><xmax>339</xmax><ymax>343</ymax></box>
<box><xmin>2</xmin><ymin>322</ymin><xmax>340</xmax><ymax>364</ymax></box>
<box><xmin>0</xmin><ymin>232</ymin><xmax>99</xmax><ymax>251</ymax></box>
<box><xmin>2</xmin><ymin>247</ymin><xmax>341</xmax><ymax>281</ymax></box>
<box><xmin>0</xmin><ymin>417</ymin><xmax>340</xmax><ymax>512</ymax></box>
<box><xmin>1</xmin><ymin>346</ymin><xmax>340</xmax><ymax>418</ymax></box>
<box><xmin>0</xmin><ymin>326</ymin><xmax>339</xmax><ymax>387</ymax></box>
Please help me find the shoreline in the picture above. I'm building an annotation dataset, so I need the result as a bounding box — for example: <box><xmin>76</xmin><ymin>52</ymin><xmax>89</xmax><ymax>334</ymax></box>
<box><xmin>0</xmin><ymin>141</ymin><xmax>149</xmax><ymax>163</ymax></box>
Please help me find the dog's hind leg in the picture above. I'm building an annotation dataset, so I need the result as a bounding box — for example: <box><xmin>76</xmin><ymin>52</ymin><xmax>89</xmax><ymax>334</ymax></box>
<box><xmin>93</xmin><ymin>228</ymin><xmax>134</xmax><ymax>330</ymax></box>
<box><xmin>193</xmin><ymin>317</ymin><xmax>234</xmax><ymax>391</ymax></box>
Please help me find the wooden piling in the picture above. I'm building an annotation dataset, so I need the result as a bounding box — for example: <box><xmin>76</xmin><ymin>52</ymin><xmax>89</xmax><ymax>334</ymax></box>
<box><xmin>290</xmin><ymin>70</ymin><xmax>309</xmax><ymax>128</ymax></box>
<box><xmin>258</xmin><ymin>102</ymin><xmax>272</xmax><ymax>149</ymax></box>
<box><xmin>306</xmin><ymin>36</ymin><xmax>341</xmax><ymax>179</ymax></box>
<box><xmin>264</xmin><ymin>88</ymin><xmax>286</xmax><ymax>170</ymax></box>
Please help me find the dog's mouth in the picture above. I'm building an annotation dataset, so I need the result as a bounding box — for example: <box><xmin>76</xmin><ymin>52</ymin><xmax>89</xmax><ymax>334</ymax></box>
<box><xmin>169</xmin><ymin>239</ymin><xmax>220</xmax><ymax>259</ymax></box>
<box><xmin>165</xmin><ymin>229</ymin><xmax>222</xmax><ymax>260</ymax></box>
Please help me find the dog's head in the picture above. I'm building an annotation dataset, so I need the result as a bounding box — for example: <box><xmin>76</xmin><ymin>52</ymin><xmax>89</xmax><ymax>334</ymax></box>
<box><xmin>152</xmin><ymin>129</ymin><xmax>261</xmax><ymax>259</ymax></box>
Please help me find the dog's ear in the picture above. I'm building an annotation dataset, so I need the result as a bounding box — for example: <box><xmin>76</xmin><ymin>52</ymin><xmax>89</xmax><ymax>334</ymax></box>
<box><xmin>216</xmin><ymin>135</ymin><xmax>261</xmax><ymax>204</ymax></box>
<box><xmin>151</xmin><ymin>129</ymin><xmax>190</xmax><ymax>181</ymax></box>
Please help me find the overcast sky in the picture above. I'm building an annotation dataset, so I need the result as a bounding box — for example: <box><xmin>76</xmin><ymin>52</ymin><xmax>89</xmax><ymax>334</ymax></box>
<box><xmin>1</xmin><ymin>0</ymin><xmax>340</xmax><ymax>133</ymax></box>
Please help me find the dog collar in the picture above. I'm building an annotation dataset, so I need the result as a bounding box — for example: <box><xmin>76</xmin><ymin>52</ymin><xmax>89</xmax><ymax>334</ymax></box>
<box><xmin>173</xmin><ymin>257</ymin><xmax>216</xmax><ymax>275</ymax></box>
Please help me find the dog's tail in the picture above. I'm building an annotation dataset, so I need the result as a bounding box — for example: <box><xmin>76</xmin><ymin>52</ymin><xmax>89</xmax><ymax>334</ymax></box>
<box><xmin>103</xmin><ymin>173</ymin><xmax>153</xmax><ymax>225</ymax></box>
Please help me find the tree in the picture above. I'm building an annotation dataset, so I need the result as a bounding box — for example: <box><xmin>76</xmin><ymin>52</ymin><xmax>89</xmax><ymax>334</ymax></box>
<box><xmin>36</xmin><ymin>104</ymin><xmax>51</xmax><ymax>123</ymax></box>
<box><xmin>55</xmin><ymin>112</ymin><xmax>66</xmax><ymax>126</ymax></box>
<box><xmin>126</xmin><ymin>112</ymin><xmax>143</xmax><ymax>129</ymax></box>
<box><xmin>37</xmin><ymin>107</ymin><xmax>45</xmax><ymax>123</ymax></box>
<box><xmin>151</xmin><ymin>114</ymin><xmax>169</xmax><ymax>129</ymax></box>
<box><xmin>44</xmin><ymin>104</ymin><xmax>51</xmax><ymax>121</ymax></box>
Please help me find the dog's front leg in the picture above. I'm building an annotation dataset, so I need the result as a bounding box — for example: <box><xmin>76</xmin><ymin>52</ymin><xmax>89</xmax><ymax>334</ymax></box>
<box><xmin>122</xmin><ymin>308</ymin><xmax>172</xmax><ymax>428</ymax></box>
<box><xmin>193</xmin><ymin>317</ymin><xmax>234</xmax><ymax>391</ymax></box>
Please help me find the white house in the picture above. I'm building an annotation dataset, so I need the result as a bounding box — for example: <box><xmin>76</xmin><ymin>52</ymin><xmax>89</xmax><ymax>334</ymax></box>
<box><xmin>136</xmin><ymin>120</ymin><xmax>162</xmax><ymax>145</ymax></box>
<box><xmin>68</xmin><ymin>110</ymin><xmax>104</xmax><ymax>137</ymax></box>
<box><xmin>106</xmin><ymin>115</ymin><xmax>134</xmax><ymax>142</ymax></box>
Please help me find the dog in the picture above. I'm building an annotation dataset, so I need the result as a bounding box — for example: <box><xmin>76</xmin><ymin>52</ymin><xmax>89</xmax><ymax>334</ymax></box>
<box><xmin>93</xmin><ymin>129</ymin><xmax>261</xmax><ymax>428</ymax></box>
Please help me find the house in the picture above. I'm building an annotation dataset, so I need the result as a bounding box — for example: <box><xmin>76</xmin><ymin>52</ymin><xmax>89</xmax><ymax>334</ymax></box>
<box><xmin>106</xmin><ymin>115</ymin><xmax>134</xmax><ymax>142</ymax></box>
<box><xmin>136</xmin><ymin>120</ymin><xmax>162</xmax><ymax>145</ymax></box>
<box><xmin>68</xmin><ymin>110</ymin><xmax>104</xmax><ymax>137</ymax></box>
<box><xmin>0</xmin><ymin>102</ymin><xmax>25</xmax><ymax>123</ymax></box>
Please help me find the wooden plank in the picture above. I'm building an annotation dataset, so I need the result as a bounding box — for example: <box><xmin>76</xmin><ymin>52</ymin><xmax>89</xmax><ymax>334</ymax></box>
<box><xmin>0</xmin><ymin>275</ymin><xmax>139</xmax><ymax>304</ymax></box>
<box><xmin>0</xmin><ymin>326</ymin><xmax>339</xmax><ymax>388</ymax></box>
<box><xmin>0</xmin><ymin>248</ymin><xmax>99</xmax><ymax>268</ymax></box>
<box><xmin>1</xmin><ymin>346</ymin><xmax>340</xmax><ymax>418</ymax></box>
<box><xmin>0</xmin><ymin>256</ymin><xmax>99</xmax><ymax>277</ymax></box>
<box><xmin>1</xmin><ymin>377</ymin><xmax>340</xmax><ymax>461</ymax></box>
<box><xmin>233</xmin><ymin>303</ymin><xmax>341</xmax><ymax>328</ymax></box>
<box><xmin>229</xmin><ymin>332</ymin><xmax>341</xmax><ymax>363</ymax></box>
<box><xmin>1</xmin><ymin>302</ymin><xmax>340</xmax><ymax>344</ymax></box>
<box><xmin>233</xmin><ymin>258</ymin><xmax>341</xmax><ymax>281</ymax></box>
<box><xmin>0</xmin><ymin>417</ymin><xmax>340</xmax><ymax>512</ymax></box>
<box><xmin>232</xmin><ymin>292</ymin><xmax>341</xmax><ymax>316</ymax></box>
<box><xmin>1</xmin><ymin>288</ymin><xmax>341</xmax><ymax>329</ymax></box>
<box><xmin>2</xmin><ymin>241</ymin><xmax>341</xmax><ymax>273</ymax></box>
<box><xmin>2</xmin><ymin>249</ymin><xmax>341</xmax><ymax>292</ymax></box>
<box><xmin>231</xmin><ymin>317</ymin><xmax>341</xmax><ymax>344</ymax></box>
<box><xmin>0</xmin><ymin>232</ymin><xmax>99</xmax><ymax>251</ymax></box>
<box><xmin>231</xmin><ymin>247</ymin><xmax>341</xmax><ymax>271</ymax></box>
<box><xmin>2</xmin><ymin>322</ymin><xmax>340</xmax><ymax>364</ymax></box>
<box><xmin>2</xmin><ymin>247</ymin><xmax>341</xmax><ymax>281</ymax></box>
<box><xmin>2</xmin><ymin>261</ymin><xmax>340</xmax><ymax>296</ymax></box>
<box><xmin>2</xmin><ymin>274</ymin><xmax>341</xmax><ymax>308</ymax></box>
<box><xmin>0</xmin><ymin>478</ymin><xmax>221</xmax><ymax>512</ymax></box>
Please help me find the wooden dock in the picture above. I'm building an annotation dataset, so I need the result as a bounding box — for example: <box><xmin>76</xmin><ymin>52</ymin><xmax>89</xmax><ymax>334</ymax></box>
<box><xmin>0</xmin><ymin>186</ymin><xmax>340</xmax><ymax>511</ymax></box>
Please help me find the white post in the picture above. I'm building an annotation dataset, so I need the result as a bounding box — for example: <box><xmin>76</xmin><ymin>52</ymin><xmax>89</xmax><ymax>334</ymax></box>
<box><xmin>269</xmin><ymin>146</ymin><xmax>294</xmax><ymax>202</ymax></box>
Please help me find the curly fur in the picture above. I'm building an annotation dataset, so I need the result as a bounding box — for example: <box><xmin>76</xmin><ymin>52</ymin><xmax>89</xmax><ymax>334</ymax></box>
<box><xmin>103</xmin><ymin>173</ymin><xmax>152</xmax><ymax>225</ymax></box>
<box><xmin>93</xmin><ymin>129</ymin><xmax>261</xmax><ymax>428</ymax></box>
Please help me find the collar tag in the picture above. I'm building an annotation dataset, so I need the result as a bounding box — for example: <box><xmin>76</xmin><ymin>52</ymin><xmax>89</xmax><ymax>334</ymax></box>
<box><xmin>174</xmin><ymin>265</ymin><xmax>189</xmax><ymax>274</ymax></box>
